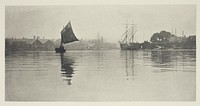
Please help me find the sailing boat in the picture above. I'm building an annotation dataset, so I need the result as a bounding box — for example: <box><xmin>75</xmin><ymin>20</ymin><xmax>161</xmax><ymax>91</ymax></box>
<box><xmin>55</xmin><ymin>21</ymin><xmax>79</xmax><ymax>53</ymax></box>
<box><xmin>119</xmin><ymin>21</ymin><xmax>140</xmax><ymax>50</ymax></box>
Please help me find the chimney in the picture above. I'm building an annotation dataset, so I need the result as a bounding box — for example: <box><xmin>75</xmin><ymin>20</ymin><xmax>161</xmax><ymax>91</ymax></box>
<box><xmin>182</xmin><ymin>31</ymin><xmax>184</xmax><ymax>37</ymax></box>
<box><xmin>101</xmin><ymin>37</ymin><xmax>103</xmax><ymax>43</ymax></box>
<box><xmin>34</xmin><ymin>35</ymin><xmax>36</xmax><ymax>39</ymax></box>
<box><xmin>175</xmin><ymin>28</ymin><xmax>176</xmax><ymax>36</ymax></box>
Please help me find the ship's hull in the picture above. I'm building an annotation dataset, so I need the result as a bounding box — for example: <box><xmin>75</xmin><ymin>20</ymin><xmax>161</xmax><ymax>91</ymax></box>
<box><xmin>120</xmin><ymin>43</ymin><xmax>141</xmax><ymax>50</ymax></box>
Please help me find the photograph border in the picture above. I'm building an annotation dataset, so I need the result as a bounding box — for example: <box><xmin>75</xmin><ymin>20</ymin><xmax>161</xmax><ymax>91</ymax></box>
<box><xmin>1</xmin><ymin>0</ymin><xmax>199</xmax><ymax>106</ymax></box>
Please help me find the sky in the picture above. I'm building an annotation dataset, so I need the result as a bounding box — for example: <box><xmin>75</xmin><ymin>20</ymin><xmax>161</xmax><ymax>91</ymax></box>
<box><xmin>5</xmin><ymin>5</ymin><xmax>196</xmax><ymax>43</ymax></box>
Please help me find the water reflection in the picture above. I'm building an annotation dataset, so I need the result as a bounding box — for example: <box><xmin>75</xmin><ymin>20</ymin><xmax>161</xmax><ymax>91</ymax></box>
<box><xmin>60</xmin><ymin>53</ymin><xmax>75</xmax><ymax>85</ymax></box>
<box><xmin>151</xmin><ymin>51</ymin><xmax>171</xmax><ymax>64</ymax></box>
<box><xmin>5</xmin><ymin>50</ymin><xmax>196</xmax><ymax>101</ymax></box>
<box><xmin>151</xmin><ymin>50</ymin><xmax>196</xmax><ymax>72</ymax></box>
<box><xmin>130</xmin><ymin>51</ymin><xmax>135</xmax><ymax>80</ymax></box>
<box><xmin>120</xmin><ymin>51</ymin><xmax>135</xmax><ymax>80</ymax></box>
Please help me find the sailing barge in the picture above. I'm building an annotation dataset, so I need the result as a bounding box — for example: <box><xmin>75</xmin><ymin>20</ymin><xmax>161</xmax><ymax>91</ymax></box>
<box><xmin>55</xmin><ymin>21</ymin><xmax>79</xmax><ymax>53</ymax></box>
<box><xmin>119</xmin><ymin>22</ymin><xmax>140</xmax><ymax>50</ymax></box>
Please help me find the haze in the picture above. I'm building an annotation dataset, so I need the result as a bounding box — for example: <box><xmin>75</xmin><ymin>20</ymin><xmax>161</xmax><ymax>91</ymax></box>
<box><xmin>5</xmin><ymin>5</ymin><xmax>196</xmax><ymax>43</ymax></box>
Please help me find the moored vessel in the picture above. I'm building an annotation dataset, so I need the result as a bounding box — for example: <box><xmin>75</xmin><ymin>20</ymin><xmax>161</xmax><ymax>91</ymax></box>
<box><xmin>119</xmin><ymin>20</ymin><xmax>140</xmax><ymax>50</ymax></box>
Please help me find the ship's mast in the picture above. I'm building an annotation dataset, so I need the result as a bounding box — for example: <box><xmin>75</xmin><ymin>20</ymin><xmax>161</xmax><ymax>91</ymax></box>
<box><xmin>129</xmin><ymin>18</ymin><xmax>136</xmax><ymax>44</ymax></box>
<box><xmin>125</xmin><ymin>18</ymin><xmax>128</xmax><ymax>44</ymax></box>
<box><xmin>131</xmin><ymin>18</ymin><xmax>134</xmax><ymax>43</ymax></box>
<box><xmin>122</xmin><ymin>18</ymin><xmax>136</xmax><ymax>44</ymax></box>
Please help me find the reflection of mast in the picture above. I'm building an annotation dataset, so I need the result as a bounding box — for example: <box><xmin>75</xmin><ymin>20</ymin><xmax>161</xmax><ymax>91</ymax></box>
<box><xmin>60</xmin><ymin>53</ymin><xmax>74</xmax><ymax>85</ymax></box>
<box><xmin>124</xmin><ymin>51</ymin><xmax>135</xmax><ymax>80</ymax></box>
<box><xmin>125</xmin><ymin>51</ymin><xmax>128</xmax><ymax>80</ymax></box>
<box><xmin>130</xmin><ymin>51</ymin><xmax>134</xmax><ymax>80</ymax></box>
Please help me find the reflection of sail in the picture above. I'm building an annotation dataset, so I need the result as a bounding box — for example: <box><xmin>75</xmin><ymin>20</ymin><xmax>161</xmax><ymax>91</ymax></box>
<box><xmin>60</xmin><ymin>53</ymin><xmax>75</xmax><ymax>85</ymax></box>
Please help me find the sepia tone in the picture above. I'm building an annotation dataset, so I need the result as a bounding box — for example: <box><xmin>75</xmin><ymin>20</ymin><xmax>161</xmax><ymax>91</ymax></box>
<box><xmin>5</xmin><ymin>5</ymin><xmax>196</xmax><ymax>101</ymax></box>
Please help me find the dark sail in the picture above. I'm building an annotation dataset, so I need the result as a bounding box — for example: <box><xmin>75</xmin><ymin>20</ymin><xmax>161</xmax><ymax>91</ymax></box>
<box><xmin>61</xmin><ymin>21</ymin><xmax>79</xmax><ymax>44</ymax></box>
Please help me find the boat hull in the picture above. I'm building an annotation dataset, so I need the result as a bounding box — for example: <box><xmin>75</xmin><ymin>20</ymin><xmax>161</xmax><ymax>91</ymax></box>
<box><xmin>120</xmin><ymin>43</ymin><xmax>141</xmax><ymax>50</ymax></box>
<box><xmin>55</xmin><ymin>46</ymin><xmax>66</xmax><ymax>53</ymax></box>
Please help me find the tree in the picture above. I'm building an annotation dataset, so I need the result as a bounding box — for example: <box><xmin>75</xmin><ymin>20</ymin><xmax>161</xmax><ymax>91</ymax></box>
<box><xmin>150</xmin><ymin>33</ymin><xmax>160</xmax><ymax>42</ymax></box>
<box><xmin>150</xmin><ymin>30</ymin><xmax>174</xmax><ymax>43</ymax></box>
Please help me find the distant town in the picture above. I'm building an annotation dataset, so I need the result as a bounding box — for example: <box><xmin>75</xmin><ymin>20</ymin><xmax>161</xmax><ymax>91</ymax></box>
<box><xmin>5</xmin><ymin>35</ymin><xmax>118</xmax><ymax>51</ymax></box>
<box><xmin>5</xmin><ymin>30</ymin><xmax>196</xmax><ymax>52</ymax></box>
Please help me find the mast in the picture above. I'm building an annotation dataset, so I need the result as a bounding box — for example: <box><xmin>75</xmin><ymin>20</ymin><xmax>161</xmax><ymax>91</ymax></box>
<box><xmin>60</xmin><ymin>25</ymin><xmax>65</xmax><ymax>46</ymax></box>
<box><xmin>125</xmin><ymin>18</ymin><xmax>128</xmax><ymax>44</ymax></box>
<box><xmin>121</xmin><ymin>18</ymin><xmax>137</xmax><ymax>44</ymax></box>
<box><xmin>128</xmin><ymin>18</ymin><xmax>136</xmax><ymax>44</ymax></box>
<box><xmin>131</xmin><ymin>18</ymin><xmax>134</xmax><ymax>43</ymax></box>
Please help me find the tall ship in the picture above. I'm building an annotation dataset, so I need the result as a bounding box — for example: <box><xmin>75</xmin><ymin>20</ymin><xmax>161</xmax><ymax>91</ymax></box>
<box><xmin>119</xmin><ymin>21</ymin><xmax>140</xmax><ymax>50</ymax></box>
<box><xmin>55</xmin><ymin>21</ymin><xmax>79</xmax><ymax>53</ymax></box>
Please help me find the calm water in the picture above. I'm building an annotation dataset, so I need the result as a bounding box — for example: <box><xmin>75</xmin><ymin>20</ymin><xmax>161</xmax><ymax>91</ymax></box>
<box><xmin>5</xmin><ymin>50</ymin><xmax>196</xmax><ymax>101</ymax></box>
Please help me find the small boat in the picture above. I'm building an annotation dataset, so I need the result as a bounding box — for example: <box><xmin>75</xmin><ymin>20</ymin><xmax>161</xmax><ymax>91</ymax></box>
<box><xmin>55</xmin><ymin>21</ymin><xmax>79</xmax><ymax>53</ymax></box>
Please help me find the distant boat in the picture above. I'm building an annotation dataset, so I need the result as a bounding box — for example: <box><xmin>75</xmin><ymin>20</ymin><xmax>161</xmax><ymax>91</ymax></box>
<box><xmin>55</xmin><ymin>21</ymin><xmax>79</xmax><ymax>53</ymax></box>
<box><xmin>119</xmin><ymin>21</ymin><xmax>140</xmax><ymax>50</ymax></box>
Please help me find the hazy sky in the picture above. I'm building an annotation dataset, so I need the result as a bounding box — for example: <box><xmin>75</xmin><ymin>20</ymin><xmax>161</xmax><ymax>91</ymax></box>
<box><xmin>5</xmin><ymin>5</ymin><xmax>196</xmax><ymax>43</ymax></box>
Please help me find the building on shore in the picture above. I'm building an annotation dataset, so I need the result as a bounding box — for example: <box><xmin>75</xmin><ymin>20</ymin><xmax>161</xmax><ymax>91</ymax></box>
<box><xmin>6</xmin><ymin>38</ymin><xmax>43</xmax><ymax>51</ymax></box>
<box><xmin>39</xmin><ymin>39</ymin><xmax>55</xmax><ymax>50</ymax></box>
<box><xmin>5</xmin><ymin>37</ymin><xmax>55</xmax><ymax>51</ymax></box>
